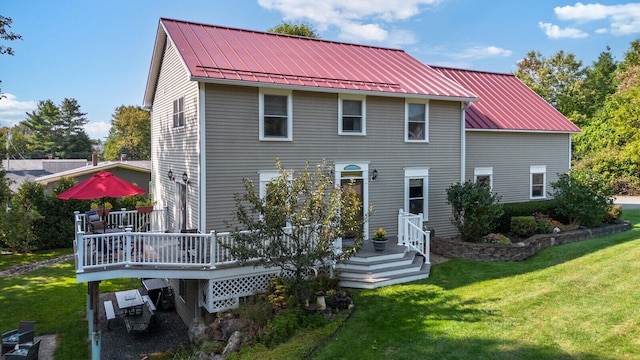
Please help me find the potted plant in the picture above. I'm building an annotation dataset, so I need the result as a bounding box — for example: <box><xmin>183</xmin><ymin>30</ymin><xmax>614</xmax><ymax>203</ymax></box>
<box><xmin>372</xmin><ymin>227</ymin><xmax>387</xmax><ymax>251</ymax></box>
<box><xmin>136</xmin><ymin>195</ymin><xmax>156</xmax><ymax>214</ymax></box>
<box><xmin>91</xmin><ymin>201</ymin><xmax>113</xmax><ymax>216</ymax></box>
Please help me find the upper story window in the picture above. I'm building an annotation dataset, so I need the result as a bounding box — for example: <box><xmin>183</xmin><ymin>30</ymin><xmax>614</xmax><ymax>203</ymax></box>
<box><xmin>173</xmin><ymin>97</ymin><xmax>184</xmax><ymax>128</ymax></box>
<box><xmin>405</xmin><ymin>101</ymin><xmax>429</xmax><ymax>142</ymax></box>
<box><xmin>474</xmin><ymin>167</ymin><xmax>493</xmax><ymax>191</ymax></box>
<box><xmin>338</xmin><ymin>95</ymin><xmax>366</xmax><ymax>135</ymax></box>
<box><xmin>530</xmin><ymin>165</ymin><xmax>546</xmax><ymax>199</ymax></box>
<box><xmin>404</xmin><ymin>168</ymin><xmax>429</xmax><ymax>219</ymax></box>
<box><xmin>259</xmin><ymin>89</ymin><xmax>292</xmax><ymax>141</ymax></box>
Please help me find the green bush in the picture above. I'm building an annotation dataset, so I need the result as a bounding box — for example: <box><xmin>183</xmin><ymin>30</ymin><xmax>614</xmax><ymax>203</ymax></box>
<box><xmin>550</xmin><ymin>170</ymin><xmax>614</xmax><ymax>227</ymax></box>
<box><xmin>604</xmin><ymin>205</ymin><xmax>623</xmax><ymax>223</ymax></box>
<box><xmin>498</xmin><ymin>200</ymin><xmax>560</xmax><ymax>233</ymax></box>
<box><xmin>447</xmin><ymin>181</ymin><xmax>503</xmax><ymax>243</ymax></box>
<box><xmin>265</xmin><ymin>309</ymin><xmax>303</xmax><ymax>347</ymax></box>
<box><xmin>510</xmin><ymin>216</ymin><xmax>536</xmax><ymax>238</ymax></box>
<box><xmin>482</xmin><ymin>233</ymin><xmax>511</xmax><ymax>244</ymax></box>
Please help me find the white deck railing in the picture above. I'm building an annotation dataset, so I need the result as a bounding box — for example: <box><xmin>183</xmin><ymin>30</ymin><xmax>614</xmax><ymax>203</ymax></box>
<box><xmin>73</xmin><ymin>211</ymin><xmax>323</xmax><ymax>274</ymax></box>
<box><xmin>397</xmin><ymin>209</ymin><xmax>430</xmax><ymax>264</ymax></box>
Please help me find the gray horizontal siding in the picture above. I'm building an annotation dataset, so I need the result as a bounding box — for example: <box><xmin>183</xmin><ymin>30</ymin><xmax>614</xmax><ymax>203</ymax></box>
<box><xmin>150</xmin><ymin>40</ymin><xmax>200</xmax><ymax>231</ymax></box>
<box><xmin>465</xmin><ymin>131</ymin><xmax>572</xmax><ymax>203</ymax></box>
<box><xmin>204</xmin><ymin>84</ymin><xmax>463</xmax><ymax>237</ymax></box>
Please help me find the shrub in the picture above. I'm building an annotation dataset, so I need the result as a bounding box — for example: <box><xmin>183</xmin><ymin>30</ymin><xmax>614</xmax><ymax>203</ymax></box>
<box><xmin>510</xmin><ymin>216</ymin><xmax>536</xmax><ymax>238</ymax></box>
<box><xmin>604</xmin><ymin>205</ymin><xmax>623</xmax><ymax>223</ymax></box>
<box><xmin>498</xmin><ymin>200</ymin><xmax>560</xmax><ymax>233</ymax></box>
<box><xmin>482</xmin><ymin>233</ymin><xmax>511</xmax><ymax>244</ymax></box>
<box><xmin>446</xmin><ymin>181</ymin><xmax>503</xmax><ymax>242</ymax></box>
<box><xmin>533</xmin><ymin>213</ymin><xmax>554</xmax><ymax>234</ymax></box>
<box><xmin>550</xmin><ymin>170</ymin><xmax>614</xmax><ymax>227</ymax></box>
<box><xmin>265</xmin><ymin>308</ymin><xmax>303</xmax><ymax>347</ymax></box>
<box><xmin>325</xmin><ymin>289</ymin><xmax>353</xmax><ymax>310</ymax></box>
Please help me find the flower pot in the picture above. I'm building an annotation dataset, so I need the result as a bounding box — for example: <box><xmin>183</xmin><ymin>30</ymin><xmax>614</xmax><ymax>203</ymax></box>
<box><xmin>136</xmin><ymin>205</ymin><xmax>154</xmax><ymax>214</ymax></box>
<box><xmin>372</xmin><ymin>240</ymin><xmax>387</xmax><ymax>251</ymax></box>
<box><xmin>96</xmin><ymin>209</ymin><xmax>110</xmax><ymax>217</ymax></box>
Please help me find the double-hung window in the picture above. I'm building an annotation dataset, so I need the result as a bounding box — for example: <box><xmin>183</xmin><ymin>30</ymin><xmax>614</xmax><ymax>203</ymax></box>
<box><xmin>474</xmin><ymin>167</ymin><xmax>493</xmax><ymax>190</ymax></box>
<box><xmin>259</xmin><ymin>171</ymin><xmax>292</xmax><ymax>228</ymax></box>
<box><xmin>173</xmin><ymin>97</ymin><xmax>184</xmax><ymax>128</ymax></box>
<box><xmin>259</xmin><ymin>89</ymin><xmax>292</xmax><ymax>141</ymax></box>
<box><xmin>338</xmin><ymin>95</ymin><xmax>366</xmax><ymax>135</ymax></box>
<box><xmin>404</xmin><ymin>168</ymin><xmax>429</xmax><ymax>219</ymax></box>
<box><xmin>405</xmin><ymin>100</ymin><xmax>428</xmax><ymax>142</ymax></box>
<box><xmin>530</xmin><ymin>165</ymin><xmax>546</xmax><ymax>199</ymax></box>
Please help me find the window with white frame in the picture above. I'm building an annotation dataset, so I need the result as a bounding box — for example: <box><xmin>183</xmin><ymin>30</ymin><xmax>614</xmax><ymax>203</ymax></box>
<box><xmin>338</xmin><ymin>95</ymin><xmax>366</xmax><ymax>135</ymax></box>
<box><xmin>530</xmin><ymin>165</ymin><xmax>546</xmax><ymax>199</ymax></box>
<box><xmin>474</xmin><ymin>167</ymin><xmax>493</xmax><ymax>190</ymax></box>
<box><xmin>405</xmin><ymin>101</ymin><xmax>428</xmax><ymax>142</ymax></box>
<box><xmin>405</xmin><ymin>168</ymin><xmax>429</xmax><ymax>219</ymax></box>
<box><xmin>259</xmin><ymin>170</ymin><xmax>292</xmax><ymax>227</ymax></box>
<box><xmin>259</xmin><ymin>90</ymin><xmax>292</xmax><ymax>141</ymax></box>
<box><xmin>173</xmin><ymin>97</ymin><xmax>184</xmax><ymax>128</ymax></box>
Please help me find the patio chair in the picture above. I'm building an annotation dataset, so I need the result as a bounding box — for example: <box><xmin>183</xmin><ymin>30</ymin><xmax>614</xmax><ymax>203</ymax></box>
<box><xmin>5</xmin><ymin>339</ymin><xmax>40</xmax><ymax>360</ymax></box>
<box><xmin>1</xmin><ymin>321</ymin><xmax>35</xmax><ymax>355</ymax></box>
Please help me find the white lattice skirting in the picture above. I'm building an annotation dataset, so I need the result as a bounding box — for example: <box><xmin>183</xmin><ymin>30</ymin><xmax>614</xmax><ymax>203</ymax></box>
<box><xmin>199</xmin><ymin>268</ymin><xmax>282</xmax><ymax>313</ymax></box>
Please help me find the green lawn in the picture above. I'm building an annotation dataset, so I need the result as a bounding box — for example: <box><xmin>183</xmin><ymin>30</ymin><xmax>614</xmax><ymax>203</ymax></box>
<box><xmin>2</xmin><ymin>211</ymin><xmax>640</xmax><ymax>359</ymax></box>
<box><xmin>311</xmin><ymin>209</ymin><xmax>640</xmax><ymax>359</ymax></box>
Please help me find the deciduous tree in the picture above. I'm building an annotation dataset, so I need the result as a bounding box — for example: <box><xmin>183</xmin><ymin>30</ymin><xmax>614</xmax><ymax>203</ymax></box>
<box><xmin>224</xmin><ymin>159</ymin><xmax>364</xmax><ymax>308</ymax></box>
<box><xmin>103</xmin><ymin>105</ymin><xmax>150</xmax><ymax>160</ymax></box>
<box><xmin>268</xmin><ymin>21</ymin><xmax>319</xmax><ymax>38</ymax></box>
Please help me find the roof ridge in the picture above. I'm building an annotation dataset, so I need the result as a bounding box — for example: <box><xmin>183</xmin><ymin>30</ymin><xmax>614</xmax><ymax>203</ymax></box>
<box><xmin>430</xmin><ymin>65</ymin><xmax>515</xmax><ymax>77</ymax></box>
<box><xmin>159</xmin><ymin>17</ymin><xmax>408</xmax><ymax>53</ymax></box>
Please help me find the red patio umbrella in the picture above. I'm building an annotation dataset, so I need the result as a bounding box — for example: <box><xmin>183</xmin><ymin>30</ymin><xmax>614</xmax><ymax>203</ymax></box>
<box><xmin>57</xmin><ymin>171</ymin><xmax>146</xmax><ymax>212</ymax></box>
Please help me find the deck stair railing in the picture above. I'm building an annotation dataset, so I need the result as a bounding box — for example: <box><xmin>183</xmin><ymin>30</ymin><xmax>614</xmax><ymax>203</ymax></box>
<box><xmin>397</xmin><ymin>209</ymin><xmax>430</xmax><ymax>264</ymax></box>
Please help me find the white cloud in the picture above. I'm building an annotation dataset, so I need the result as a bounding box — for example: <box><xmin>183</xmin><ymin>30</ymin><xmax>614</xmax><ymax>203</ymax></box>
<box><xmin>553</xmin><ymin>2</ymin><xmax>640</xmax><ymax>35</ymax></box>
<box><xmin>0</xmin><ymin>94</ymin><xmax>37</xmax><ymax>128</ymax></box>
<box><xmin>257</xmin><ymin>0</ymin><xmax>441</xmax><ymax>45</ymax></box>
<box><xmin>538</xmin><ymin>22</ymin><xmax>588</xmax><ymax>39</ymax></box>
<box><xmin>452</xmin><ymin>46</ymin><xmax>513</xmax><ymax>60</ymax></box>
<box><xmin>83</xmin><ymin>121</ymin><xmax>111</xmax><ymax>140</ymax></box>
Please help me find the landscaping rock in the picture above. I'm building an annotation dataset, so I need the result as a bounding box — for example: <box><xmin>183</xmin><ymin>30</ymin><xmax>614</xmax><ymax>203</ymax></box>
<box><xmin>222</xmin><ymin>331</ymin><xmax>243</xmax><ymax>356</ymax></box>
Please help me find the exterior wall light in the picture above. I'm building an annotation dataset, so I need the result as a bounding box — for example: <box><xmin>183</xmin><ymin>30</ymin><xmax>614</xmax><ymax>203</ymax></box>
<box><xmin>168</xmin><ymin>169</ymin><xmax>174</xmax><ymax>181</ymax></box>
<box><xmin>371</xmin><ymin>169</ymin><xmax>378</xmax><ymax>181</ymax></box>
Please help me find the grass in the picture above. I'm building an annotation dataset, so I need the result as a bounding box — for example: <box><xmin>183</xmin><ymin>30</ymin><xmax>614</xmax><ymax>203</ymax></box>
<box><xmin>311</xmin><ymin>209</ymin><xmax>640</xmax><ymax>359</ymax></box>
<box><xmin>0</xmin><ymin>259</ymin><xmax>138</xmax><ymax>359</ymax></box>
<box><xmin>1</xmin><ymin>211</ymin><xmax>639</xmax><ymax>359</ymax></box>
<box><xmin>0</xmin><ymin>248</ymin><xmax>74</xmax><ymax>271</ymax></box>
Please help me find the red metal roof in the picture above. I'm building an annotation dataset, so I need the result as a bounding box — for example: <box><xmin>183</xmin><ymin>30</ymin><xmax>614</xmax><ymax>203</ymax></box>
<box><xmin>158</xmin><ymin>18</ymin><xmax>476</xmax><ymax>100</ymax></box>
<box><xmin>432</xmin><ymin>66</ymin><xmax>580</xmax><ymax>133</ymax></box>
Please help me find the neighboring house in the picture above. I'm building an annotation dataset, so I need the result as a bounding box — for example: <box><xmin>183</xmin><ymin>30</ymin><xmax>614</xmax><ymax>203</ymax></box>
<box><xmin>431</xmin><ymin>67</ymin><xmax>581</xmax><ymax>202</ymax></box>
<box><xmin>35</xmin><ymin>160</ymin><xmax>151</xmax><ymax>193</ymax></box>
<box><xmin>2</xmin><ymin>159</ymin><xmax>87</xmax><ymax>192</ymax></box>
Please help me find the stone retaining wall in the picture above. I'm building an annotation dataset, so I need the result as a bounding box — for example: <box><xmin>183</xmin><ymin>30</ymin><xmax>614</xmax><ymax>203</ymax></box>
<box><xmin>431</xmin><ymin>221</ymin><xmax>632</xmax><ymax>262</ymax></box>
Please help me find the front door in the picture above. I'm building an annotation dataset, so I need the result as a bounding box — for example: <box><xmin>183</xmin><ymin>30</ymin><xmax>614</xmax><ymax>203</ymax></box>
<box><xmin>335</xmin><ymin>162</ymin><xmax>369</xmax><ymax>239</ymax></box>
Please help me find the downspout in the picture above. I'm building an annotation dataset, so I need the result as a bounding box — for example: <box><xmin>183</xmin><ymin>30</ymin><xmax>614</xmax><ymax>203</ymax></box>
<box><xmin>568</xmin><ymin>134</ymin><xmax>572</xmax><ymax>169</ymax></box>
<box><xmin>460</xmin><ymin>101</ymin><xmax>472</xmax><ymax>183</ymax></box>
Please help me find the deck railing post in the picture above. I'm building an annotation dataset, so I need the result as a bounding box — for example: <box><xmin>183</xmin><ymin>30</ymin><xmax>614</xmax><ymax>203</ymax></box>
<box><xmin>209</xmin><ymin>231</ymin><xmax>216</xmax><ymax>269</ymax></box>
<box><xmin>125</xmin><ymin>228</ymin><xmax>133</xmax><ymax>265</ymax></box>
<box><xmin>77</xmin><ymin>231</ymin><xmax>85</xmax><ymax>272</ymax></box>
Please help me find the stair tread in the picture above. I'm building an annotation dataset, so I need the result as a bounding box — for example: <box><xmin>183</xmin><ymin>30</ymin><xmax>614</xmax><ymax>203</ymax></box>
<box><xmin>338</xmin><ymin>256</ymin><xmax>424</xmax><ymax>274</ymax></box>
<box><xmin>339</xmin><ymin>251</ymin><xmax>415</xmax><ymax>266</ymax></box>
<box><xmin>340</xmin><ymin>262</ymin><xmax>430</xmax><ymax>283</ymax></box>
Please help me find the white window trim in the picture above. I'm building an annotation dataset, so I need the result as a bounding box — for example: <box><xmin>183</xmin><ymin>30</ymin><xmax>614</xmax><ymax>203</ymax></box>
<box><xmin>334</xmin><ymin>162</ymin><xmax>369</xmax><ymax>239</ymax></box>
<box><xmin>338</xmin><ymin>94</ymin><xmax>366</xmax><ymax>136</ymax></box>
<box><xmin>404</xmin><ymin>168</ymin><xmax>429</xmax><ymax>220</ymax></box>
<box><xmin>474</xmin><ymin>167</ymin><xmax>493</xmax><ymax>191</ymax></box>
<box><xmin>259</xmin><ymin>89</ymin><xmax>293</xmax><ymax>141</ymax></box>
<box><xmin>173</xmin><ymin>96</ymin><xmax>184</xmax><ymax>128</ymax></box>
<box><xmin>258</xmin><ymin>170</ymin><xmax>293</xmax><ymax>227</ymax></box>
<box><xmin>530</xmin><ymin>165</ymin><xmax>547</xmax><ymax>199</ymax></box>
<box><xmin>405</xmin><ymin>100</ymin><xmax>429</xmax><ymax>143</ymax></box>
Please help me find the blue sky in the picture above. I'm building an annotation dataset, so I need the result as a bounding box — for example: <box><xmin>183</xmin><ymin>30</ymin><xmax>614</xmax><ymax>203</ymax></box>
<box><xmin>1</xmin><ymin>0</ymin><xmax>639</xmax><ymax>140</ymax></box>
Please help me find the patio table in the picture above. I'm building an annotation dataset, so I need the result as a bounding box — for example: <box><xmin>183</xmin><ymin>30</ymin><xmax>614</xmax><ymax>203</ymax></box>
<box><xmin>115</xmin><ymin>289</ymin><xmax>144</xmax><ymax>316</ymax></box>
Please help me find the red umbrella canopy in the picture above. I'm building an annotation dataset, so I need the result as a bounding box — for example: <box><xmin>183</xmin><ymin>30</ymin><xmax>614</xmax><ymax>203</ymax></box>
<box><xmin>57</xmin><ymin>171</ymin><xmax>146</xmax><ymax>200</ymax></box>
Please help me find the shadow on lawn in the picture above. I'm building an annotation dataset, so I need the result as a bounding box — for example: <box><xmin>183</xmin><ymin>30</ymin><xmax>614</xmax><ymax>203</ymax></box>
<box><xmin>317</xmin><ymin>285</ymin><xmax>608</xmax><ymax>360</ymax></box>
<box><xmin>428</xmin><ymin>211</ymin><xmax>640</xmax><ymax>291</ymax></box>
